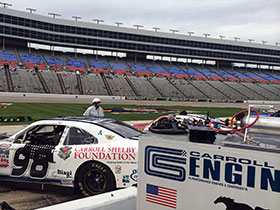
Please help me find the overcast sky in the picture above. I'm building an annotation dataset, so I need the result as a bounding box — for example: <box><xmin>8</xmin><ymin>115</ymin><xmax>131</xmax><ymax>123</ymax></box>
<box><xmin>4</xmin><ymin>0</ymin><xmax>280</xmax><ymax>46</ymax></box>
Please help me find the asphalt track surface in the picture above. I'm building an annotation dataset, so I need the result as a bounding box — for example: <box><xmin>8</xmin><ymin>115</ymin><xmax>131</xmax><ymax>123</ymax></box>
<box><xmin>0</xmin><ymin>96</ymin><xmax>279</xmax><ymax>209</ymax></box>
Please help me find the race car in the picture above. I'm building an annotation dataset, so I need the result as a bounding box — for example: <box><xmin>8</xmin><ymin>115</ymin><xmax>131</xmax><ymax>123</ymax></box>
<box><xmin>0</xmin><ymin>116</ymin><xmax>143</xmax><ymax>196</ymax></box>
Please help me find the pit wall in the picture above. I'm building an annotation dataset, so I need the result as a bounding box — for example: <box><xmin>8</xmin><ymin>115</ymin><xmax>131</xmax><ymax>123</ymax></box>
<box><xmin>38</xmin><ymin>187</ymin><xmax>137</xmax><ymax>210</ymax></box>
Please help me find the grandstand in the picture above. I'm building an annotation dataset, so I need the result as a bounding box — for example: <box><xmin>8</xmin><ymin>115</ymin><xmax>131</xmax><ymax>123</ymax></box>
<box><xmin>0</xmin><ymin>7</ymin><xmax>280</xmax><ymax>102</ymax></box>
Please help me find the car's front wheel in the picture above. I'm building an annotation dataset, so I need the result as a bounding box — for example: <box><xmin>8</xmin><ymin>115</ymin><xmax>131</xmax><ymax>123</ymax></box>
<box><xmin>75</xmin><ymin>161</ymin><xmax>116</xmax><ymax>196</ymax></box>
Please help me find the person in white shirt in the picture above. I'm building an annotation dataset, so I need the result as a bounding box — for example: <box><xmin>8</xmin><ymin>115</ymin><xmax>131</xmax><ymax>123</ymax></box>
<box><xmin>83</xmin><ymin>98</ymin><xmax>104</xmax><ymax>117</ymax></box>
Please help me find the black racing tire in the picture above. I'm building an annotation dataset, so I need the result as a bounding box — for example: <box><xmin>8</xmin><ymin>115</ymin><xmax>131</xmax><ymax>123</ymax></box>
<box><xmin>75</xmin><ymin>161</ymin><xmax>116</xmax><ymax>196</ymax></box>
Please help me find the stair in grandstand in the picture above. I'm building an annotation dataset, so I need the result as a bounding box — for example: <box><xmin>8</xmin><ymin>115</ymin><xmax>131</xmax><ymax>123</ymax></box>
<box><xmin>35</xmin><ymin>68</ymin><xmax>50</xmax><ymax>93</ymax></box>
<box><xmin>144</xmin><ymin>61</ymin><xmax>171</xmax><ymax>78</ymax></box>
<box><xmin>147</xmin><ymin>78</ymin><xmax>164</xmax><ymax>97</ymax></box>
<box><xmin>76</xmin><ymin>73</ymin><xmax>84</xmax><ymax>94</ymax></box>
<box><xmin>38</xmin><ymin>50</ymin><xmax>49</xmax><ymax>69</ymax></box>
<box><xmin>122</xmin><ymin>60</ymin><xmax>136</xmax><ymax>76</ymax></box>
<box><xmin>204</xmin><ymin>80</ymin><xmax>231</xmax><ymax>100</ymax></box>
<box><xmin>198</xmin><ymin>66</ymin><xmax>225</xmax><ymax>82</ymax></box>
<box><xmin>13</xmin><ymin>47</ymin><xmax>22</xmax><ymax>66</ymax></box>
<box><xmin>239</xmin><ymin>82</ymin><xmax>270</xmax><ymax>100</ymax></box>
<box><xmin>191</xmin><ymin>65</ymin><xmax>211</xmax><ymax>81</ymax></box>
<box><xmin>100</xmin><ymin>72</ymin><xmax>113</xmax><ymax>95</ymax></box>
<box><xmin>142</xmin><ymin>62</ymin><xmax>157</xmax><ymax>77</ymax></box>
<box><xmin>128</xmin><ymin>61</ymin><xmax>152</xmax><ymax>77</ymax></box>
<box><xmin>161</xmin><ymin>63</ymin><xmax>189</xmax><ymax>79</ymax></box>
<box><xmin>242</xmin><ymin>82</ymin><xmax>280</xmax><ymax>101</ymax></box>
<box><xmin>174</xmin><ymin>63</ymin><xmax>191</xmax><ymax>79</ymax></box>
<box><xmin>104</xmin><ymin>58</ymin><xmax>114</xmax><ymax>74</ymax></box>
<box><xmin>125</xmin><ymin>76</ymin><xmax>140</xmax><ymax>96</ymax></box>
<box><xmin>182</xmin><ymin>66</ymin><xmax>208</xmax><ymax>81</ymax></box>
<box><xmin>167</xmin><ymin>79</ymin><xmax>189</xmax><ymax>98</ymax></box>
<box><xmin>63</xmin><ymin>53</ymin><xmax>67</xmax><ymax>70</ymax></box>
<box><xmin>4</xmin><ymin>64</ymin><xmax>14</xmax><ymax>92</ymax></box>
<box><xmin>106</xmin><ymin>58</ymin><xmax>133</xmax><ymax>76</ymax></box>
<box><xmin>85</xmin><ymin>54</ymin><xmax>91</xmax><ymax>72</ymax></box>
<box><xmin>218</xmin><ymin>81</ymin><xmax>248</xmax><ymax>100</ymax></box>
<box><xmin>57</xmin><ymin>73</ymin><xmax>67</xmax><ymax>94</ymax></box>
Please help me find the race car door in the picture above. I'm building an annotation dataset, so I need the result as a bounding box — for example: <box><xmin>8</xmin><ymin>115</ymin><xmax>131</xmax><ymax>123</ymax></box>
<box><xmin>8</xmin><ymin>124</ymin><xmax>66</xmax><ymax>183</ymax></box>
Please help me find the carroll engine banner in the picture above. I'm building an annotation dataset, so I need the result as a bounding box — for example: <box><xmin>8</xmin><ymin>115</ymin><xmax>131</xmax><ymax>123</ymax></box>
<box><xmin>137</xmin><ymin>136</ymin><xmax>280</xmax><ymax>210</ymax></box>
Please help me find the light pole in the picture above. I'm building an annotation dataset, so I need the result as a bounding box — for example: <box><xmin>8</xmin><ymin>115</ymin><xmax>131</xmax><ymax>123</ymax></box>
<box><xmin>262</xmin><ymin>40</ymin><xmax>267</xmax><ymax>45</ymax></box>
<box><xmin>0</xmin><ymin>2</ymin><xmax>12</xmax><ymax>8</ymax></box>
<box><xmin>133</xmin><ymin>24</ymin><xmax>143</xmax><ymax>29</ymax></box>
<box><xmin>26</xmin><ymin>8</ymin><xmax>36</xmax><ymax>13</ymax></box>
<box><xmin>188</xmin><ymin>31</ymin><xmax>194</xmax><ymax>36</ymax></box>
<box><xmin>153</xmin><ymin>27</ymin><xmax>160</xmax><ymax>32</ymax></box>
<box><xmin>248</xmin><ymin>39</ymin><xmax>254</xmax><ymax>43</ymax></box>
<box><xmin>169</xmin><ymin>29</ymin><xmax>179</xmax><ymax>34</ymax></box>
<box><xmin>203</xmin><ymin>33</ymin><xmax>210</xmax><ymax>38</ymax></box>
<box><xmin>72</xmin><ymin>16</ymin><xmax>81</xmax><ymax>21</ymax></box>
<box><xmin>92</xmin><ymin>19</ymin><xmax>104</xmax><ymax>24</ymax></box>
<box><xmin>115</xmin><ymin>22</ymin><xmax>123</xmax><ymax>27</ymax></box>
<box><xmin>219</xmin><ymin>35</ymin><xmax>225</xmax><ymax>40</ymax></box>
<box><xmin>234</xmin><ymin>37</ymin><xmax>240</xmax><ymax>41</ymax></box>
<box><xmin>48</xmin><ymin>13</ymin><xmax>61</xmax><ymax>18</ymax></box>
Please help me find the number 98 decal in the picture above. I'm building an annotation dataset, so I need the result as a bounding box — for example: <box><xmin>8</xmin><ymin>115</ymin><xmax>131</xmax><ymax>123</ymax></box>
<box><xmin>12</xmin><ymin>145</ymin><xmax>55</xmax><ymax>179</ymax></box>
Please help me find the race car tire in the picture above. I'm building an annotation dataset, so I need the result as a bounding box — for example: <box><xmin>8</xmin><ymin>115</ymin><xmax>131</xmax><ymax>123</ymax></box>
<box><xmin>75</xmin><ymin>161</ymin><xmax>116</xmax><ymax>196</ymax></box>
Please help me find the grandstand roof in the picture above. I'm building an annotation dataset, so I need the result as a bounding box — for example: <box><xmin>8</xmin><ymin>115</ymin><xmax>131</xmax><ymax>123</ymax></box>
<box><xmin>0</xmin><ymin>7</ymin><xmax>280</xmax><ymax>66</ymax></box>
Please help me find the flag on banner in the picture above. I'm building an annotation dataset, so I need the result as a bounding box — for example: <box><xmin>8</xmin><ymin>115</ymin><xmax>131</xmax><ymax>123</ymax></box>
<box><xmin>146</xmin><ymin>183</ymin><xmax>177</xmax><ymax>209</ymax></box>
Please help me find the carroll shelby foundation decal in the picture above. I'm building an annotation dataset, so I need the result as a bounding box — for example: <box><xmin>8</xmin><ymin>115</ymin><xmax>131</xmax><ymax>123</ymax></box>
<box><xmin>74</xmin><ymin>146</ymin><xmax>136</xmax><ymax>163</ymax></box>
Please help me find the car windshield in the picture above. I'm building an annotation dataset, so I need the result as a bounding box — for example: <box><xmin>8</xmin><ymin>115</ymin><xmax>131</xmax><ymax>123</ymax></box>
<box><xmin>98</xmin><ymin>119</ymin><xmax>143</xmax><ymax>138</ymax></box>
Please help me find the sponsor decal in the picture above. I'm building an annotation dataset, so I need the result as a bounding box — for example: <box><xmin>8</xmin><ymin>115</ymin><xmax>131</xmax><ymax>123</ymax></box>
<box><xmin>130</xmin><ymin>169</ymin><xmax>138</xmax><ymax>182</ymax></box>
<box><xmin>74</xmin><ymin>146</ymin><xmax>136</xmax><ymax>162</ymax></box>
<box><xmin>61</xmin><ymin>180</ymin><xmax>73</xmax><ymax>185</ymax></box>
<box><xmin>122</xmin><ymin>175</ymin><xmax>130</xmax><ymax>183</ymax></box>
<box><xmin>57</xmin><ymin>169</ymin><xmax>73</xmax><ymax>178</ymax></box>
<box><xmin>115</xmin><ymin>165</ymin><xmax>122</xmax><ymax>174</ymax></box>
<box><xmin>145</xmin><ymin>145</ymin><xmax>186</xmax><ymax>182</ymax></box>
<box><xmin>0</xmin><ymin>143</ymin><xmax>11</xmax><ymax>154</ymax></box>
<box><xmin>58</xmin><ymin>146</ymin><xmax>72</xmax><ymax>160</ymax></box>
<box><xmin>146</xmin><ymin>183</ymin><xmax>177</xmax><ymax>209</ymax></box>
<box><xmin>214</xmin><ymin>196</ymin><xmax>268</xmax><ymax>210</ymax></box>
<box><xmin>145</xmin><ymin>145</ymin><xmax>280</xmax><ymax>194</ymax></box>
<box><xmin>98</xmin><ymin>130</ymin><xmax>102</xmax><ymax>135</ymax></box>
<box><xmin>0</xmin><ymin>153</ymin><xmax>9</xmax><ymax>167</ymax></box>
<box><xmin>105</xmin><ymin>135</ymin><xmax>115</xmax><ymax>141</ymax></box>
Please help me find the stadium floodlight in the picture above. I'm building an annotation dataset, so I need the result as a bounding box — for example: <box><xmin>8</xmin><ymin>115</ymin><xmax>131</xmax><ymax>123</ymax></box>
<box><xmin>93</xmin><ymin>19</ymin><xmax>104</xmax><ymax>24</ymax></box>
<box><xmin>219</xmin><ymin>35</ymin><xmax>226</xmax><ymax>40</ymax></box>
<box><xmin>153</xmin><ymin>27</ymin><xmax>160</xmax><ymax>32</ymax></box>
<box><xmin>276</xmin><ymin>42</ymin><xmax>280</xmax><ymax>46</ymax></box>
<box><xmin>48</xmin><ymin>13</ymin><xmax>61</xmax><ymax>18</ymax></box>
<box><xmin>188</xmin><ymin>31</ymin><xmax>194</xmax><ymax>36</ymax></box>
<box><xmin>170</xmin><ymin>29</ymin><xmax>179</xmax><ymax>34</ymax></box>
<box><xmin>72</xmin><ymin>16</ymin><xmax>81</xmax><ymax>21</ymax></box>
<box><xmin>115</xmin><ymin>22</ymin><xmax>123</xmax><ymax>27</ymax></box>
<box><xmin>0</xmin><ymin>2</ymin><xmax>12</xmax><ymax>8</ymax></box>
<box><xmin>26</xmin><ymin>8</ymin><xmax>36</xmax><ymax>13</ymax></box>
<box><xmin>262</xmin><ymin>40</ymin><xmax>267</xmax><ymax>45</ymax></box>
<box><xmin>203</xmin><ymin>33</ymin><xmax>210</xmax><ymax>38</ymax></box>
<box><xmin>234</xmin><ymin>37</ymin><xmax>240</xmax><ymax>41</ymax></box>
<box><xmin>133</xmin><ymin>24</ymin><xmax>143</xmax><ymax>29</ymax></box>
<box><xmin>248</xmin><ymin>39</ymin><xmax>254</xmax><ymax>43</ymax></box>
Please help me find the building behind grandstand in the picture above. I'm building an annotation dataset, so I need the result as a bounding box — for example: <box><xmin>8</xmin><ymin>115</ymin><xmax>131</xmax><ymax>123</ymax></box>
<box><xmin>0</xmin><ymin>7</ymin><xmax>280</xmax><ymax>102</ymax></box>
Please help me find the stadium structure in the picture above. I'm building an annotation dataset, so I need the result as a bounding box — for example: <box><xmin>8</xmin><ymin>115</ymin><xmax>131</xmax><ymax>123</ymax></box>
<box><xmin>0</xmin><ymin>7</ymin><xmax>280</xmax><ymax>102</ymax></box>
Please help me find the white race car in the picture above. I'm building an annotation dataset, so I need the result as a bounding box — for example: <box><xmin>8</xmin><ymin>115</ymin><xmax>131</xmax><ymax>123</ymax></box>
<box><xmin>0</xmin><ymin>116</ymin><xmax>142</xmax><ymax>196</ymax></box>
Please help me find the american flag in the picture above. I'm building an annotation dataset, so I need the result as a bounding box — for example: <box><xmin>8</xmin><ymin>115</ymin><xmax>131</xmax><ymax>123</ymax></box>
<box><xmin>146</xmin><ymin>184</ymin><xmax>177</xmax><ymax>209</ymax></box>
